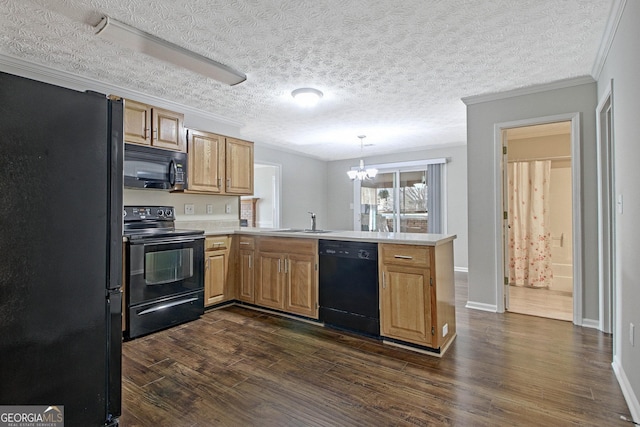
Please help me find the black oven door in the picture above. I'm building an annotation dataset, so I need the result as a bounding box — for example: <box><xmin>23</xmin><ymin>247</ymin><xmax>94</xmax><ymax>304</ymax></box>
<box><xmin>128</xmin><ymin>236</ymin><xmax>204</xmax><ymax>306</ymax></box>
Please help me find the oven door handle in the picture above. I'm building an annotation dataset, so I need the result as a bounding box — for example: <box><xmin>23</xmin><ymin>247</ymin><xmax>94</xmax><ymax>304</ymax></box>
<box><xmin>132</xmin><ymin>236</ymin><xmax>204</xmax><ymax>246</ymax></box>
<box><xmin>137</xmin><ymin>297</ymin><xmax>199</xmax><ymax>316</ymax></box>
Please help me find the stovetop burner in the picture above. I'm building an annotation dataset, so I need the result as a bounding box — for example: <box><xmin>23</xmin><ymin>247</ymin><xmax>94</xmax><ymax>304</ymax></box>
<box><xmin>123</xmin><ymin>205</ymin><xmax>204</xmax><ymax>240</ymax></box>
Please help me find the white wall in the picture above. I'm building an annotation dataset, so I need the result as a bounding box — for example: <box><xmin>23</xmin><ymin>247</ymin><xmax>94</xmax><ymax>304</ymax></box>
<box><xmin>123</xmin><ymin>189</ymin><xmax>238</xmax><ymax>222</ymax></box>
<box><xmin>253</xmin><ymin>144</ymin><xmax>328</xmax><ymax>230</ymax></box>
<box><xmin>597</xmin><ymin>0</ymin><xmax>640</xmax><ymax>418</ymax></box>
<box><xmin>326</xmin><ymin>144</ymin><xmax>468</xmax><ymax>270</ymax></box>
<box><xmin>465</xmin><ymin>82</ymin><xmax>599</xmax><ymax>319</ymax></box>
<box><xmin>251</xmin><ymin>165</ymin><xmax>277</xmax><ymax>228</ymax></box>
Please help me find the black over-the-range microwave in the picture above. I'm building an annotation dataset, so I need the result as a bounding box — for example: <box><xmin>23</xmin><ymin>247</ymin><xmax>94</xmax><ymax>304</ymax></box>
<box><xmin>123</xmin><ymin>143</ymin><xmax>186</xmax><ymax>191</ymax></box>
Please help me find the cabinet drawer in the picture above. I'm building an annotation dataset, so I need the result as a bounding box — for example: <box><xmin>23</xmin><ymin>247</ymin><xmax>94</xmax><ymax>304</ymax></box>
<box><xmin>206</xmin><ymin>236</ymin><xmax>230</xmax><ymax>251</ymax></box>
<box><xmin>238</xmin><ymin>236</ymin><xmax>255</xmax><ymax>250</ymax></box>
<box><xmin>380</xmin><ymin>244</ymin><xmax>431</xmax><ymax>268</ymax></box>
<box><xmin>258</xmin><ymin>237</ymin><xmax>317</xmax><ymax>255</ymax></box>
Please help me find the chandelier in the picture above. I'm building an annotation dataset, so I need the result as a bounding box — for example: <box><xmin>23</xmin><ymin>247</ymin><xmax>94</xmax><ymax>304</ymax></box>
<box><xmin>347</xmin><ymin>135</ymin><xmax>378</xmax><ymax>180</ymax></box>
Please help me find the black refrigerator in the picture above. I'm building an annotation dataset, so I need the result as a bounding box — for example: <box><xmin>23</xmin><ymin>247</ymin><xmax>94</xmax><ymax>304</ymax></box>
<box><xmin>0</xmin><ymin>72</ymin><xmax>122</xmax><ymax>426</ymax></box>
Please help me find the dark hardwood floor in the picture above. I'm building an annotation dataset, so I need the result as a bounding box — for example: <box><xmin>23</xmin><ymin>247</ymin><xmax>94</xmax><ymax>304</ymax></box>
<box><xmin>121</xmin><ymin>275</ymin><xmax>632</xmax><ymax>426</ymax></box>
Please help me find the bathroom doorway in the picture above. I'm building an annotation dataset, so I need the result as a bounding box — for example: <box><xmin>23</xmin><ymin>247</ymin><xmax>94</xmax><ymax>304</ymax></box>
<box><xmin>503</xmin><ymin>121</ymin><xmax>574</xmax><ymax>321</ymax></box>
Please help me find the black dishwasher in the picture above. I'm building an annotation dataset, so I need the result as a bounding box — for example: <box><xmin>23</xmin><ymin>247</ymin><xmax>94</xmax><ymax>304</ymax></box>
<box><xmin>319</xmin><ymin>240</ymin><xmax>379</xmax><ymax>337</ymax></box>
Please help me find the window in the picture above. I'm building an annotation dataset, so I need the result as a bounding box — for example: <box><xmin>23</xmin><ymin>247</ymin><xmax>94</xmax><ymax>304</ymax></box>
<box><xmin>353</xmin><ymin>159</ymin><xmax>446</xmax><ymax>234</ymax></box>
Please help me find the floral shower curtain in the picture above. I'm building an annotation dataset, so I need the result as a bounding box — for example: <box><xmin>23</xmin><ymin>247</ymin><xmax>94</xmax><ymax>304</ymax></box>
<box><xmin>508</xmin><ymin>161</ymin><xmax>553</xmax><ymax>288</ymax></box>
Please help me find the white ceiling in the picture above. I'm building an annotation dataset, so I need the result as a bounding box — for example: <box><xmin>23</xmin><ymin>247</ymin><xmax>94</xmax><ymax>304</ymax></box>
<box><xmin>1</xmin><ymin>0</ymin><xmax>612</xmax><ymax>161</ymax></box>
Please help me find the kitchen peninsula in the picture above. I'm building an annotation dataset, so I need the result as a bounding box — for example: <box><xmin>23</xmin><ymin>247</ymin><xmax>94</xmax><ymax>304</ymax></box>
<box><xmin>198</xmin><ymin>227</ymin><xmax>457</xmax><ymax>356</ymax></box>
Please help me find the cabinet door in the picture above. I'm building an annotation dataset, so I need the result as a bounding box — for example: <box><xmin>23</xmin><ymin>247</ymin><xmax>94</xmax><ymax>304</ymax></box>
<box><xmin>152</xmin><ymin>107</ymin><xmax>186</xmax><ymax>152</ymax></box>
<box><xmin>256</xmin><ymin>252</ymin><xmax>285</xmax><ymax>310</ymax></box>
<box><xmin>285</xmin><ymin>253</ymin><xmax>318</xmax><ymax>319</ymax></box>
<box><xmin>380</xmin><ymin>265</ymin><xmax>432</xmax><ymax>346</ymax></box>
<box><xmin>225</xmin><ymin>137</ymin><xmax>254</xmax><ymax>194</ymax></box>
<box><xmin>123</xmin><ymin>99</ymin><xmax>151</xmax><ymax>145</ymax></box>
<box><xmin>187</xmin><ymin>130</ymin><xmax>225</xmax><ymax>193</ymax></box>
<box><xmin>238</xmin><ymin>249</ymin><xmax>255</xmax><ymax>303</ymax></box>
<box><xmin>205</xmin><ymin>252</ymin><xmax>227</xmax><ymax>306</ymax></box>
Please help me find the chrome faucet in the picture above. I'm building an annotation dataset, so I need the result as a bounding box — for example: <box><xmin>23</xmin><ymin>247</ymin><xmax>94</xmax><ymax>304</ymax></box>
<box><xmin>308</xmin><ymin>211</ymin><xmax>316</xmax><ymax>231</ymax></box>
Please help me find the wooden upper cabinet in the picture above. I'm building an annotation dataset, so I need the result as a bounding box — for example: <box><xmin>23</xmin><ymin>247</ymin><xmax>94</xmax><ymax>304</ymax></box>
<box><xmin>185</xmin><ymin>130</ymin><xmax>254</xmax><ymax>195</ymax></box>
<box><xmin>152</xmin><ymin>107</ymin><xmax>186</xmax><ymax>152</ymax></box>
<box><xmin>225</xmin><ymin>137</ymin><xmax>254</xmax><ymax>194</ymax></box>
<box><xmin>187</xmin><ymin>129</ymin><xmax>225</xmax><ymax>193</ymax></box>
<box><xmin>121</xmin><ymin>98</ymin><xmax>186</xmax><ymax>152</ymax></box>
<box><xmin>123</xmin><ymin>99</ymin><xmax>151</xmax><ymax>145</ymax></box>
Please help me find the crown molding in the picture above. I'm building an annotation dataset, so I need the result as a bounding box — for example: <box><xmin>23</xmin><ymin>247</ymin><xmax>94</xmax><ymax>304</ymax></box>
<box><xmin>0</xmin><ymin>54</ymin><xmax>243</xmax><ymax>128</ymax></box>
<box><xmin>461</xmin><ymin>75</ymin><xmax>595</xmax><ymax>106</ymax></box>
<box><xmin>591</xmin><ymin>0</ymin><xmax>626</xmax><ymax>80</ymax></box>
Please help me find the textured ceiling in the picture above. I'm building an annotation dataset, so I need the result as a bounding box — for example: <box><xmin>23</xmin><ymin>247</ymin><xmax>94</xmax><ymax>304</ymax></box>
<box><xmin>0</xmin><ymin>0</ymin><xmax>612</xmax><ymax>161</ymax></box>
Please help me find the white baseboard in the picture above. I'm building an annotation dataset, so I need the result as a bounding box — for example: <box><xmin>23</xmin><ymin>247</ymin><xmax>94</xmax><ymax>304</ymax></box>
<box><xmin>581</xmin><ymin>318</ymin><xmax>600</xmax><ymax>329</ymax></box>
<box><xmin>454</xmin><ymin>266</ymin><xmax>468</xmax><ymax>273</ymax></box>
<box><xmin>465</xmin><ymin>301</ymin><xmax>497</xmax><ymax>312</ymax></box>
<box><xmin>613</xmin><ymin>357</ymin><xmax>640</xmax><ymax>423</ymax></box>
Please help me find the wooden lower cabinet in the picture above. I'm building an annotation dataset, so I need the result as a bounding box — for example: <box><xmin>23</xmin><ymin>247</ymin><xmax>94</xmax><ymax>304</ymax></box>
<box><xmin>379</xmin><ymin>241</ymin><xmax>456</xmax><ymax>351</ymax></box>
<box><xmin>204</xmin><ymin>236</ymin><xmax>234</xmax><ymax>306</ymax></box>
<box><xmin>255</xmin><ymin>237</ymin><xmax>318</xmax><ymax>319</ymax></box>
<box><xmin>285</xmin><ymin>252</ymin><xmax>317</xmax><ymax>317</ymax></box>
<box><xmin>256</xmin><ymin>251</ymin><xmax>286</xmax><ymax>310</ymax></box>
<box><xmin>237</xmin><ymin>236</ymin><xmax>255</xmax><ymax>303</ymax></box>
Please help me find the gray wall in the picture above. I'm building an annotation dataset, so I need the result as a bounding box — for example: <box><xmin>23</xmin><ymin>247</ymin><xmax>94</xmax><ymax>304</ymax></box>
<box><xmin>465</xmin><ymin>82</ymin><xmax>599</xmax><ymax>319</ymax></box>
<box><xmin>597</xmin><ymin>0</ymin><xmax>640</xmax><ymax>415</ymax></box>
<box><xmin>326</xmin><ymin>144</ymin><xmax>468</xmax><ymax>270</ymax></box>
<box><xmin>253</xmin><ymin>144</ymin><xmax>328</xmax><ymax>230</ymax></box>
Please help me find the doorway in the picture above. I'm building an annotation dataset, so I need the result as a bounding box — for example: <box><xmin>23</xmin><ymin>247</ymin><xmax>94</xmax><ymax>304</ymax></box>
<box><xmin>503</xmin><ymin>122</ymin><xmax>573</xmax><ymax>321</ymax></box>
<box><xmin>596</xmin><ymin>81</ymin><xmax>615</xmax><ymax>344</ymax></box>
<box><xmin>494</xmin><ymin>113</ymin><xmax>583</xmax><ymax>325</ymax></box>
<box><xmin>242</xmin><ymin>163</ymin><xmax>281</xmax><ymax>228</ymax></box>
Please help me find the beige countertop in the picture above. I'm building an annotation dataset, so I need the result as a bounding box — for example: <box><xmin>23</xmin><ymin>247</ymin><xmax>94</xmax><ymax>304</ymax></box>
<box><xmin>202</xmin><ymin>227</ymin><xmax>456</xmax><ymax>246</ymax></box>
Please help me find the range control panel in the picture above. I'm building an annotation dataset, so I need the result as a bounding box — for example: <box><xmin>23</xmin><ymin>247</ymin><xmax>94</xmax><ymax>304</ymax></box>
<box><xmin>123</xmin><ymin>206</ymin><xmax>175</xmax><ymax>221</ymax></box>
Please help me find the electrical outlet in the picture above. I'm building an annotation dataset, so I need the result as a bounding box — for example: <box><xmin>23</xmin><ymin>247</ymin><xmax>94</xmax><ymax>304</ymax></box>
<box><xmin>442</xmin><ymin>323</ymin><xmax>448</xmax><ymax>337</ymax></box>
<box><xmin>631</xmin><ymin>323</ymin><xmax>635</xmax><ymax>347</ymax></box>
<box><xmin>184</xmin><ymin>204</ymin><xmax>195</xmax><ymax>215</ymax></box>
<box><xmin>206</xmin><ymin>204</ymin><xmax>213</xmax><ymax>214</ymax></box>
<box><xmin>225</xmin><ymin>203</ymin><xmax>231</xmax><ymax>214</ymax></box>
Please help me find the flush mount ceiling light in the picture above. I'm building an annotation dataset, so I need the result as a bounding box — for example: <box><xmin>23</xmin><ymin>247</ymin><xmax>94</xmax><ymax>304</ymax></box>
<box><xmin>291</xmin><ymin>88</ymin><xmax>323</xmax><ymax>107</ymax></box>
<box><xmin>347</xmin><ymin>135</ymin><xmax>378</xmax><ymax>180</ymax></box>
<box><xmin>94</xmin><ymin>16</ymin><xmax>246</xmax><ymax>86</ymax></box>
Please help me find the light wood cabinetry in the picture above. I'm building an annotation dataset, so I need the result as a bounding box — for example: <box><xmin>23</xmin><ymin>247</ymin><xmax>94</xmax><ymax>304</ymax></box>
<box><xmin>121</xmin><ymin>98</ymin><xmax>186</xmax><ymax>152</ymax></box>
<box><xmin>379</xmin><ymin>241</ymin><xmax>455</xmax><ymax>351</ymax></box>
<box><xmin>187</xmin><ymin>129</ymin><xmax>224</xmax><ymax>193</ymax></box>
<box><xmin>225</xmin><ymin>137</ymin><xmax>254</xmax><ymax>194</ymax></box>
<box><xmin>204</xmin><ymin>236</ymin><xmax>234</xmax><ymax>306</ymax></box>
<box><xmin>256</xmin><ymin>237</ymin><xmax>318</xmax><ymax>319</ymax></box>
<box><xmin>186</xmin><ymin>130</ymin><xmax>254</xmax><ymax>195</ymax></box>
<box><xmin>237</xmin><ymin>236</ymin><xmax>255</xmax><ymax>303</ymax></box>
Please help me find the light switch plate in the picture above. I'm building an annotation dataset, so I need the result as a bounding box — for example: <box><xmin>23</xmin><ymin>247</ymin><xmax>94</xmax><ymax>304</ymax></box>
<box><xmin>206</xmin><ymin>204</ymin><xmax>213</xmax><ymax>214</ymax></box>
<box><xmin>225</xmin><ymin>203</ymin><xmax>231</xmax><ymax>214</ymax></box>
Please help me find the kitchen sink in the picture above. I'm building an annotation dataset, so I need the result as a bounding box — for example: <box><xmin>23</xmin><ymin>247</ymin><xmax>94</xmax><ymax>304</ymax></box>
<box><xmin>271</xmin><ymin>228</ymin><xmax>332</xmax><ymax>234</ymax></box>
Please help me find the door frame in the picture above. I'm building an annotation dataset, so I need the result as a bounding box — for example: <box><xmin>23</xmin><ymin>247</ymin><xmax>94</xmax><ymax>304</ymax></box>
<box><xmin>352</xmin><ymin>158</ymin><xmax>447</xmax><ymax>232</ymax></box>
<box><xmin>493</xmin><ymin>112</ymin><xmax>582</xmax><ymax>325</ymax></box>
<box><xmin>596</xmin><ymin>80</ymin><xmax>616</xmax><ymax>339</ymax></box>
<box><xmin>253</xmin><ymin>162</ymin><xmax>282</xmax><ymax>229</ymax></box>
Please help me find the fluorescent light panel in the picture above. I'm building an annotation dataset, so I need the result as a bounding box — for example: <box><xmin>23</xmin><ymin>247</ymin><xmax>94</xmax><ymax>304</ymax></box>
<box><xmin>95</xmin><ymin>16</ymin><xmax>246</xmax><ymax>86</ymax></box>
